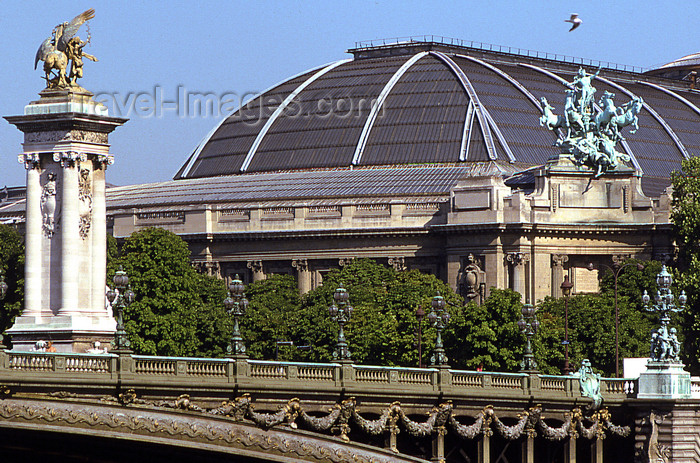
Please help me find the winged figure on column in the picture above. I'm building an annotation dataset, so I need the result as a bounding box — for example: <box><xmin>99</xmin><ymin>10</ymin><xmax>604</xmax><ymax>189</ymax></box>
<box><xmin>34</xmin><ymin>9</ymin><xmax>97</xmax><ymax>89</ymax></box>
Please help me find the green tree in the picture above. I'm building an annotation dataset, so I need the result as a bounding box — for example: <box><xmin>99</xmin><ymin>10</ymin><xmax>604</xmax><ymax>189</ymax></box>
<box><xmin>240</xmin><ymin>274</ymin><xmax>302</xmax><ymax>360</ymax></box>
<box><xmin>287</xmin><ymin>259</ymin><xmax>462</xmax><ymax>367</ymax></box>
<box><xmin>537</xmin><ymin>291</ymin><xmax>653</xmax><ymax>376</ymax></box>
<box><xmin>109</xmin><ymin>228</ymin><xmax>228</xmax><ymax>357</ymax></box>
<box><xmin>671</xmin><ymin>156</ymin><xmax>700</xmax><ymax>372</ymax></box>
<box><xmin>0</xmin><ymin>224</ymin><xmax>24</xmax><ymax>337</ymax></box>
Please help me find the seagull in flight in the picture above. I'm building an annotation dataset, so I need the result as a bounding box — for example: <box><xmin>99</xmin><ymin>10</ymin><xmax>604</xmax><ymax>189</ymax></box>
<box><xmin>565</xmin><ymin>13</ymin><xmax>582</xmax><ymax>31</ymax></box>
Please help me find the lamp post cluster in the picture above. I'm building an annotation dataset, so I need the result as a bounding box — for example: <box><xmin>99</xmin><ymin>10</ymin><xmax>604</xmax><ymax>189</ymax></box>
<box><xmin>329</xmin><ymin>284</ymin><xmax>353</xmax><ymax>362</ymax></box>
<box><xmin>106</xmin><ymin>267</ymin><xmax>135</xmax><ymax>352</ymax></box>
<box><xmin>642</xmin><ymin>265</ymin><xmax>686</xmax><ymax>362</ymax></box>
<box><xmin>587</xmin><ymin>260</ymin><xmax>644</xmax><ymax>377</ymax></box>
<box><xmin>518</xmin><ymin>303</ymin><xmax>540</xmax><ymax>372</ymax></box>
<box><xmin>560</xmin><ymin>275</ymin><xmax>573</xmax><ymax>374</ymax></box>
<box><xmin>428</xmin><ymin>293</ymin><xmax>450</xmax><ymax>367</ymax></box>
<box><xmin>224</xmin><ymin>275</ymin><xmax>249</xmax><ymax>357</ymax></box>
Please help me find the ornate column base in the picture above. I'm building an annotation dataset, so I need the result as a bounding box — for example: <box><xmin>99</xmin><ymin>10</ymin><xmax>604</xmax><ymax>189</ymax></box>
<box><xmin>638</xmin><ymin>361</ymin><xmax>691</xmax><ymax>399</ymax></box>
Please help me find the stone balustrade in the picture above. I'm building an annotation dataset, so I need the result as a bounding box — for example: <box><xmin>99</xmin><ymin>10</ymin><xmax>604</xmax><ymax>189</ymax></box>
<box><xmin>0</xmin><ymin>350</ymin><xmax>643</xmax><ymax>404</ymax></box>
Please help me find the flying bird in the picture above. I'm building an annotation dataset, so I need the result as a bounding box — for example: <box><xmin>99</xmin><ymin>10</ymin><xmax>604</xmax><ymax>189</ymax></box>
<box><xmin>565</xmin><ymin>13</ymin><xmax>582</xmax><ymax>32</ymax></box>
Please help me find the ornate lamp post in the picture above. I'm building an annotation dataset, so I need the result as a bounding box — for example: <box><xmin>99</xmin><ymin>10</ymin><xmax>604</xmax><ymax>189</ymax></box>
<box><xmin>518</xmin><ymin>303</ymin><xmax>540</xmax><ymax>372</ymax></box>
<box><xmin>0</xmin><ymin>272</ymin><xmax>8</xmax><ymax>349</ymax></box>
<box><xmin>428</xmin><ymin>292</ymin><xmax>450</xmax><ymax>367</ymax></box>
<box><xmin>224</xmin><ymin>275</ymin><xmax>248</xmax><ymax>357</ymax></box>
<box><xmin>329</xmin><ymin>284</ymin><xmax>353</xmax><ymax>362</ymax></box>
<box><xmin>642</xmin><ymin>265</ymin><xmax>687</xmax><ymax>363</ymax></box>
<box><xmin>415</xmin><ymin>305</ymin><xmax>425</xmax><ymax>368</ymax></box>
<box><xmin>106</xmin><ymin>267</ymin><xmax>135</xmax><ymax>352</ymax></box>
<box><xmin>560</xmin><ymin>275</ymin><xmax>574</xmax><ymax>374</ymax></box>
<box><xmin>588</xmin><ymin>260</ymin><xmax>644</xmax><ymax>377</ymax></box>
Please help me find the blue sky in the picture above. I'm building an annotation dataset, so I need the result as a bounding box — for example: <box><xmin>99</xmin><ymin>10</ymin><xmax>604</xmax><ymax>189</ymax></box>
<box><xmin>1</xmin><ymin>0</ymin><xmax>697</xmax><ymax>187</ymax></box>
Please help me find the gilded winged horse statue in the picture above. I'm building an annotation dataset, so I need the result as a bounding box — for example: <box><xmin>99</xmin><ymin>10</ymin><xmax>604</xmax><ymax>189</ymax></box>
<box><xmin>34</xmin><ymin>9</ymin><xmax>97</xmax><ymax>89</ymax></box>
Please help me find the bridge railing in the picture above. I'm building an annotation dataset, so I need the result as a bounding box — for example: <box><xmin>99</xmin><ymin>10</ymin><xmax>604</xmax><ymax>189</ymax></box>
<box><xmin>0</xmin><ymin>350</ymin><xmax>639</xmax><ymax>402</ymax></box>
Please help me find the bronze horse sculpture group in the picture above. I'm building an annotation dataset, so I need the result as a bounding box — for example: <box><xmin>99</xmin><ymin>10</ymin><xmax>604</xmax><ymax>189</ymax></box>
<box><xmin>538</xmin><ymin>67</ymin><xmax>643</xmax><ymax>177</ymax></box>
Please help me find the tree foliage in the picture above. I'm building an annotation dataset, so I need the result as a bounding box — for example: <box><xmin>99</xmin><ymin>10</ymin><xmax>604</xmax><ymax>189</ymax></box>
<box><xmin>0</xmin><ymin>225</ymin><xmax>24</xmax><ymax>336</ymax></box>
<box><xmin>671</xmin><ymin>157</ymin><xmax>700</xmax><ymax>372</ymax></box>
<box><xmin>109</xmin><ymin>227</ymin><xmax>228</xmax><ymax>357</ymax></box>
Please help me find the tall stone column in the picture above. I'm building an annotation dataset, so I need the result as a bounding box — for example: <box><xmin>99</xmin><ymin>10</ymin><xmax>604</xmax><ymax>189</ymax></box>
<box><xmin>506</xmin><ymin>252</ymin><xmax>530</xmax><ymax>302</ymax></box>
<box><xmin>92</xmin><ymin>162</ymin><xmax>109</xmax><ymax>316</ymax></box>
<box><xmin>22</xmin><ymin>155</ymin><xmax>42</xmax><ymax>317</ymax></box>
<box><xmin>292</xmin><ymin>259</ymin><xmax>311</xmax><ymax>294</ymax></box>
<box><xmin>59</xmin><ymin>152</ymin><xmax>80</xmax><ymax>315</ymax></box>
<box><xmin>5</xmin><ymin>88</ymin><xmax>126</xmax><ymax>352</ymax></box>
<box><xmin>551</xmin><ymin>254</ymin><xmax>569</xmax><ymax>298</ymax></box>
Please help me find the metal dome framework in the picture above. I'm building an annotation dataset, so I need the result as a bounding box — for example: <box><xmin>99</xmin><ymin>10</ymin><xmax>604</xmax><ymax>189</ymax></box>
<box><xmin>175</xmin><ymin>40</ymin><xmax>700</xmax><ymax>198</ymax></box>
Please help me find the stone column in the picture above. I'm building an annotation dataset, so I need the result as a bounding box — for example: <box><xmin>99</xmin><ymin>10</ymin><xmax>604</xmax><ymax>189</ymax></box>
<box><xmin>565</xmin><ymin>435</ymin><xmax>576</xmax><ymax>463</ymax></box>
<box><xmin>521</xmin><ymin>435</ymin><xmax>535</xmax><ymax>463</ymax></box>
<box><xmin>591</xmin><ymin>437</ymin><xmax>603</xmax><ymax>463</ymax></box>
<box><xmin>431</xmin><ymin>426</ymin><xmax>446</xmax><ymax>463</ymax></box>
<box><xmin>22</xmin><ymin>155</ymin><xmax>42</xmax><ymax>317</ymax></box>
<box><xmin>92</xmin><ymin>161</ymin><xmax>108</xmax><ymax>316</ymax></box>
<box><xmin>478</xmin><ymin>434</ymin><xmax>491</xmax><ymax>463</ymax></box>
<box><xmin>247</xmin><ymin>260</ymin><xmax>265</xmax><ymax>282</ymax></box>
<box><xmin>59</xmin><ymin>152</ymin><xmax>80</xmax><ymax>315</ymax></box>
<box><xmin>551</xmin><ymin>254</ymin><xmax>569</xmax><ymax>298</ymax></box>
<box><xmin>506</xmin><ymin>252</ymin><xmax>530</xmax><ymax>302</ymax></box>
<box><xmin>292</xmin><ymin>259</ymin><xmax>311</xmax><ymax>294</ymax></box>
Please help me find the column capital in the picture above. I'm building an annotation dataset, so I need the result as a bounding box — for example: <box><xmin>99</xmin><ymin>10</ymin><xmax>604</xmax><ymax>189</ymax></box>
<box><xmin>95</xmin><ymin>154</ymin><xmax>115</xmax><ymax>170</ymax></box>
<box><xmin>388</xmin><ymin>256</ymin><xmax>406</xmax><ymax>271</ymax></box>
<box><xmin>292</xmin><ymin>258</ymin><xmax>308</xmax><ymax>272</ymax></box>
<box><xmin>53</xmin><ymin>151</ymin><xmax>85</xmax><ymax>168</ymax></box>
<box><xmin>551</xmin><ymin>254</ymin><xmax>569</xmax><ymax>267</ymax></box>
<box><xmin>506</xmin><ymin>252</ymin><xmax>530</xmax><ymax>266</ymax></box>
<box><xmin>247</xmin><ymin>260</ymin><xmax>263</xmax><ymax>273</ymax></box>
<box><xmin>18</xmin><ymin>153</ymin><xmax>41</xmax><ymax>170</ymax></box>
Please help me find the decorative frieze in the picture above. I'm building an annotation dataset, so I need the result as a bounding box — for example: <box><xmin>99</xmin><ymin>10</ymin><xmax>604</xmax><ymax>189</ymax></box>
<box><xmin>262</xmin><ymin>207</ymin><xmax>293</xmax><ymax>216</ymax></box>
<box><xmin>78</xmin><ymin>169</ymin><xmax>93</xmax><ymax>239</ymax></box>
<box><xmin>40</xmin><ymin>172</ymin><xmax>58</xmax><ymax>237</ymax></box>
<box><xmin>308</xmin><ymin>205</ymin><xmax>341</xmax><ymax>217</ymax></box>
<box><xmin>136</xmin><ymin>211</ymin><xmax>185</xmax><ymax>223</ymax></box>
<box><xmin>24</xmin><ymin>130</ymin><xmax>109</xmax><ymax>144</ymax></box>
<box><xmin>356</xmin><ymin>204</ymin><xmax>389</xmax><ymax>213</ymax></box>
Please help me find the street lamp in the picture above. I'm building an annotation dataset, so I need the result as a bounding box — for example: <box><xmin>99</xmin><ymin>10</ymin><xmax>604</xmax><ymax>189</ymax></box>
<box><xmin>643</xmin><ymin>265</ymin><xmax>686</xmax><ymax>362</ymax></box>
<box><xmin>106</xmin><ymin>266</ymin><xmax>135</xmax><ymax>352</ymax></box>
<box><xmin>560</xmin><ymin>274</ymin><xmax>574</xmax><ymax>374</ymax></box>
<box><xmin>518</xmin><ymin>303</ymin><xmax>540</xmax><ymax>372</ymax></box>
<box><xmin>0</xmin><ymin>272</ymin><xmax>8</xmax><ymax>349</ymax></box>
<box><xmin>587</xmin><ymin>260</ymin><xmax>644</xmax><ymax>377</ymax></box>
<box><xmin>224</xmin><ymin>275</ymin><xmax>248</xmax><ymax>357</ymax></box>
<box><xmin>415</xmin><ymin>305</ymin><xmax>425</xmax><ymax>368</ymax></box>
<box><xmin>329</xmin><ymin>284</ymin><xmax>353</xmax><ymax>362</ymax></box>
<box><xmin>428</xmin><ymin>292</ymin><xmax>450</xmax><ymax>367</ymax></box>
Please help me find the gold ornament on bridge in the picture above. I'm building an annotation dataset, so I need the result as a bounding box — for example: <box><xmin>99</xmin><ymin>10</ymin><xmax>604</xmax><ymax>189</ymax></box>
<box><xmin>34</xmin><ymin>9</ymin><xmax>98</xmax><ymax>89</ymax></box>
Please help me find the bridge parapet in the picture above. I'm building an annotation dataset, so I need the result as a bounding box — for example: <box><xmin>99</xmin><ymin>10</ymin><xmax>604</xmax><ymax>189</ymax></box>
<box><xmin>0</xmin><ymin>350</ymin><xmax>638</xmax><ymax>405</ymax></box>
<box><xmin>6</xmin><ymin>350</ymin><xmax>700</xmax><ymax>462</ymax></box>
